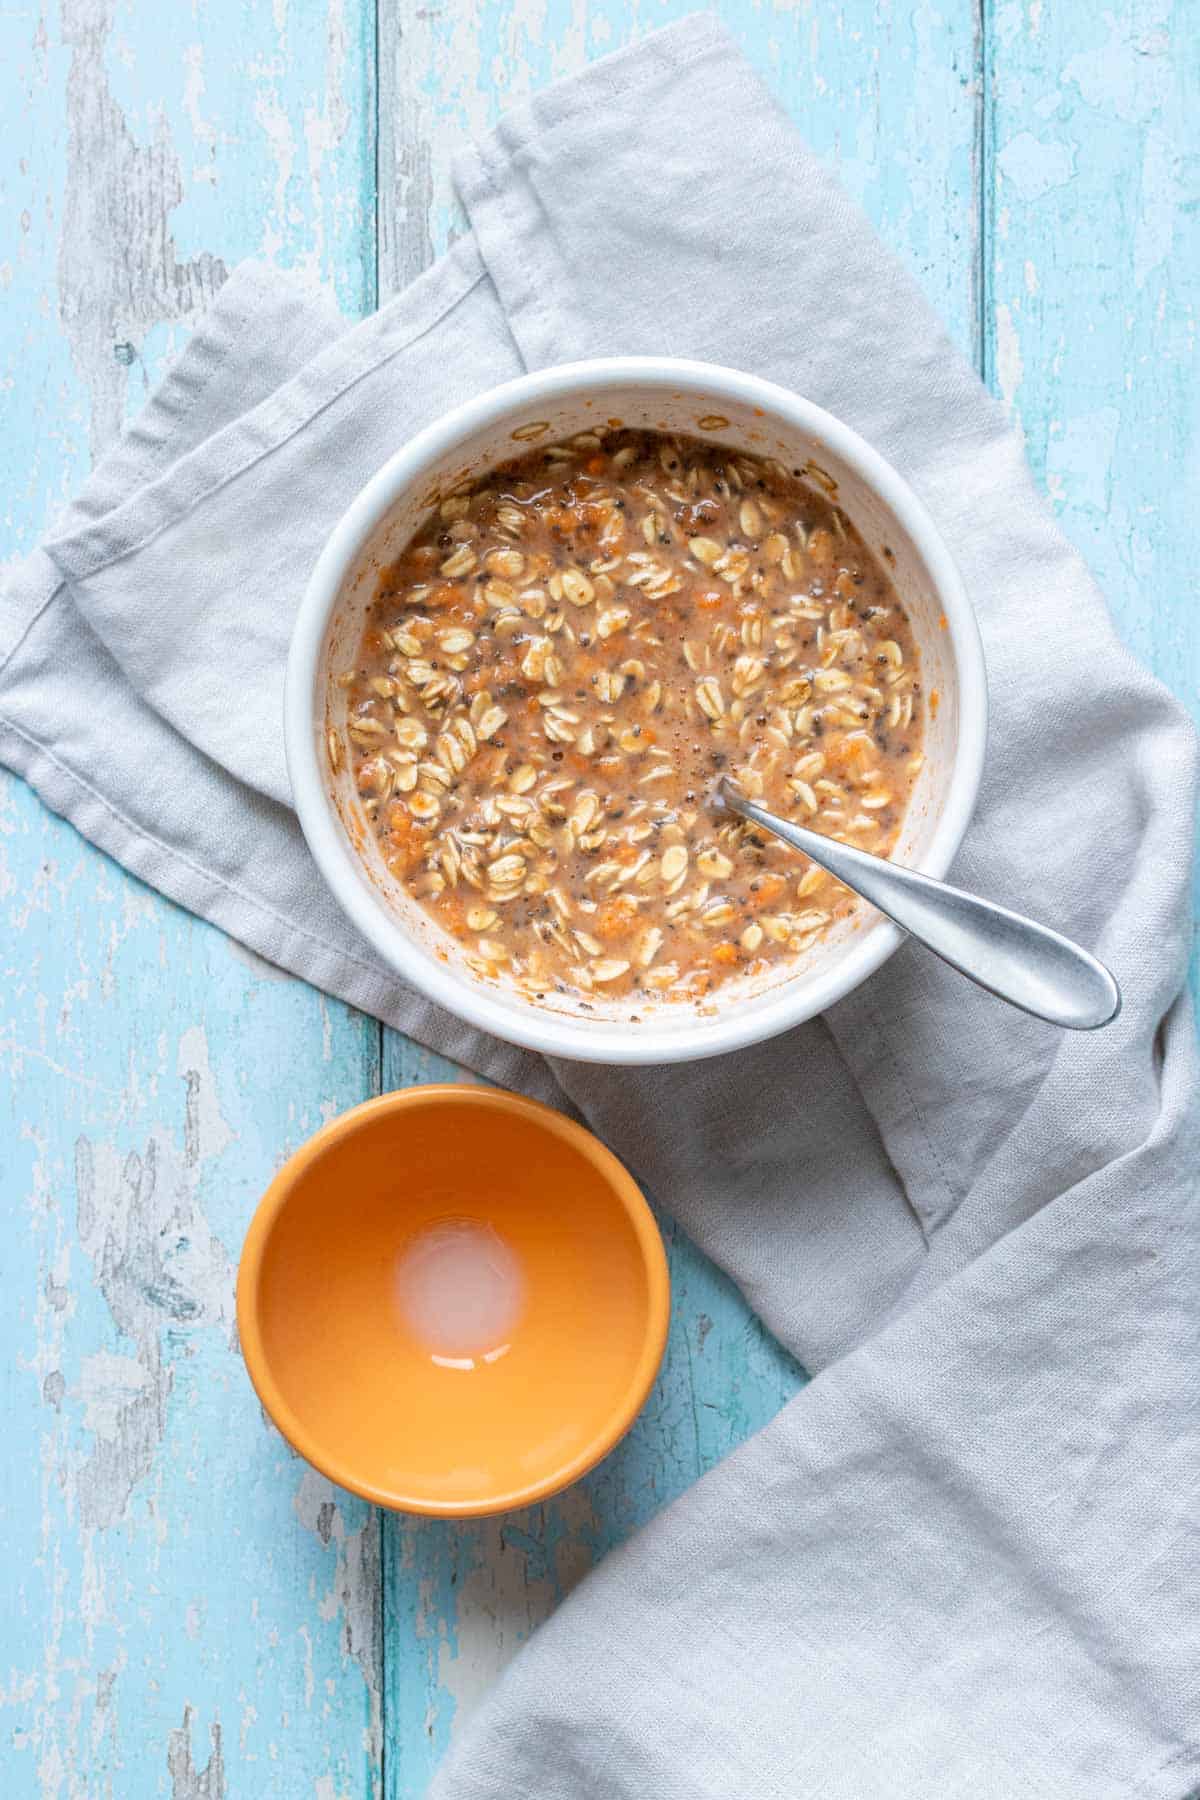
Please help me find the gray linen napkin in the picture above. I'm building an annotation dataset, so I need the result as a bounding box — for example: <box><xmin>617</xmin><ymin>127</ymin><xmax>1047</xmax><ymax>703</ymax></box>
<box><xmin>2</xmin><ymin>18</ymin><xmax>1197</xmax><ymax>1796</ymax></box>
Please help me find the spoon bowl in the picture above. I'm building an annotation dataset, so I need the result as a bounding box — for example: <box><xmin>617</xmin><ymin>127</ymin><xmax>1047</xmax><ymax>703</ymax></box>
<box><xmin>715</xmin><ymin>779</ymin><xmax>1120</xmax><ymax>1031</ymax></box>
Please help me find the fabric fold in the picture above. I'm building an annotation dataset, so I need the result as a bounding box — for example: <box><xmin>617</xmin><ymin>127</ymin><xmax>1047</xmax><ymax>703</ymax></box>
<box><xmin>43</xmin><ymin>239</ymin><xmax>493</xmax><ymax>808</ymax></box>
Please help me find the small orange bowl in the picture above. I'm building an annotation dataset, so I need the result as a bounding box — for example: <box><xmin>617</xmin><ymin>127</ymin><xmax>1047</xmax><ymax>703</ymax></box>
<box><xmin>236</xmin><ymin>1085</ymin><xmax>669</xmax><ymax>1516</ymax></box>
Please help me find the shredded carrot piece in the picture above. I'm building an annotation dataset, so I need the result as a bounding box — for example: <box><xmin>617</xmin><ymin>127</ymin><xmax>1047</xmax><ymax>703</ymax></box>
<box><xmin>596</xmin><ymin>896</ymin><xmax>638</xmax><ymax>939</ymax></box>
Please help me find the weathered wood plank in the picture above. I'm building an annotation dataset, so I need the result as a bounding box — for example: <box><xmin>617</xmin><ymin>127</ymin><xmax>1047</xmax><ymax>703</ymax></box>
<box><xmin>375</xmin><ymin>2</ymin><xmax>980</xmax><ymax>1788</ymax></box>
<box><xmin>982</xmin><ymin>0</ymin><xmax>1199</xmax><ymax>990</ymax></box>
<box><xmin>0</xmin><ymin>1</ymin><xmax>383</xmax><ymax>1794</ymax></box>
<box><xmin>0</xmin><ymin>884</ymin><xmax>385</xmax><ymax>1798</ymax></box>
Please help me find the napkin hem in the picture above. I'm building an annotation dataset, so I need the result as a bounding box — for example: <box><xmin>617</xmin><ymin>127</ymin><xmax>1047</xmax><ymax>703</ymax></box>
<box><xmin>0</xmin><ymin>552</ymin><xmax>60</xmax><ymax>679</ymax></box>
<box><xmin>0</xmin><ymin>269</ymin><xmax>294</xmax><ymax>667</ymax></box>
<box><xmin>65</xmin><ymin>263</ymin><xmax>312</xmax><ymax>531</ymax></box>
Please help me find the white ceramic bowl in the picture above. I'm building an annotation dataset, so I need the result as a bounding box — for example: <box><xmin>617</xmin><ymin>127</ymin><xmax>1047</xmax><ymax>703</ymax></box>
<box><xmin>286</xmin><ymin>358</ymin><xmax>986</xmax><ymax>1065</ymax></box>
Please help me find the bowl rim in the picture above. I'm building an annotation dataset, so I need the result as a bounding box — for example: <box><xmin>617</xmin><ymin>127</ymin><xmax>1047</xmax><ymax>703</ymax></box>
<box><xmin>236</xmin><ymin>1083</ymin><xmax>671</xmax><ymax>1517</ymax></box>
<box><xmin>285</xmin><ymin>355</ymin><xmax>988</xmax><ymax>1064</ymax></box>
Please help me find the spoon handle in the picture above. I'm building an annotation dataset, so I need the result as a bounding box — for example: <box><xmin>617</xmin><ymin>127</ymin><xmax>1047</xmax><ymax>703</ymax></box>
<box><xmin>724</xmin><ymin>788</ymin><xmax>1120</xmax><ymax>1030</ymax></box>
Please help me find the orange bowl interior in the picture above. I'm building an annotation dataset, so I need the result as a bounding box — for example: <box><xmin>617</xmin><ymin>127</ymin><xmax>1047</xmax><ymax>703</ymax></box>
<box><xmin>237</xmin><ymin>1086</ymin><xmax>669</xmax><ymax>1515</ymax></box>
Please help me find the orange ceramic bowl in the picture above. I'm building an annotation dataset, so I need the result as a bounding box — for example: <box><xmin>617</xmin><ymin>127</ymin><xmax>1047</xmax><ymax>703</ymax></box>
<box><xmin>236</xmin><ymin>1085</ymin><xmax>669</xmax><ymax>1516</ymax></box>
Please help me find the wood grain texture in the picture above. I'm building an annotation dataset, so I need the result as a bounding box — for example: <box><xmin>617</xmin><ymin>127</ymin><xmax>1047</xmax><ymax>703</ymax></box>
<box><xmin>0</xmin><ymin>0</ymin><xmax>1196</xmax><ymax>1795</ymax></box>
<box><xmin>0</xmin><ymin>2</ymin><xmax>383</xmax><ymax>1795</ymax></box>
<box><xmin>982</xmin><ymin>0</ymin><xmax>1199</xmax><ymax>985</ymax></box>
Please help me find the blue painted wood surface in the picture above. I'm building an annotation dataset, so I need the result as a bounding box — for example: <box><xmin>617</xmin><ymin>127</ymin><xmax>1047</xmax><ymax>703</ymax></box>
<box><xmin>1</xmin><ymin>2</ymin><xmax>1196</xmax><ymax>1794</ymax></box>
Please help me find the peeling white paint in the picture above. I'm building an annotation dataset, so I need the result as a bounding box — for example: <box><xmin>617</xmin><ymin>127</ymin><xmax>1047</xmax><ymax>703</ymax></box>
<box><xmin>57</xmin><ymin>0</ymin><xmax>226</xmax><ymax>457</ymax></box>
<box><xmin>995</xmin><ymin>129</ymin><xmax>1076</xmax><ymax>203</ymax></box>
<box><xmin>177</xmin><ymin>1026</ymin><xmax>234</xmax><ymax>1166</ymax></box>
<box><xmin>1134</xmin><ymin>124</ymin><xmax>1182</xmax><ymax>290</ymax></box>
<box><xmin>21</xmin><ymin>1121</ymin><xmax>75</xmax><ymax>1794</ymax></box>
<box><xmin>292</xmin><ymin>1470</ymin><xmax>382</xmax><ymax>1797</ymax></box>
<box><xmin>254</xmin><ymin>84</ymin><xmax>297</xmax><ymax>269</ymax></box>
<box><xmin>182</xmin><ymin>41</ymin><xmax>221</xmax><ymax>182</ymax></box>
<box><xmin>300</xmin><ymin>1624</ymin><xmax>315</xmax><ymax>1708</ymax></box>
<box><xmin>994</xmin><ymin>302</ymin><xmax>1025</xmax><ymax>413</ymax></box>
<box><xmin>1063</xmin><ymin>11</ymin><xmax>1171</xmax><ymax>127</ymax></box>
<box><xmin>167</xmin><ymin>1704</ymin><xmax>226</xmax><ymax>1800</ymax></box>
<box><xmin>430</xmin><ymin>1511</ymin><xmax>595</xmax><ymax>1746</ymax></box>
<box><xmin>1046</xmin><ymin>406</ymin><xmax>1121</xmax><ymax>514</ymax></box>
<box><xmin>74</xmin><ymin>1349</ymin><xmax>151</xmax><ymax>1440</ymax></box>
<box><xmin>301</xmin><ymin>0</ymin><xmax>350</xmax><ymax>283</ymax></box>
<box><xmin>73</xmin><ymin>1128</ymin><xmax>234</xmax><ymax>1528</ymax></box>
<box><xmin>314</xmin><ymin>1777</ymin><xmax>351</xmax><ymax>1800</ymax></box>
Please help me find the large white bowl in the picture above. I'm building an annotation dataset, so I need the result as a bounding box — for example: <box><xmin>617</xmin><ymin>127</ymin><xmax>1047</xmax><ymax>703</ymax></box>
<box><xmin>286</xmin><ymin>358</ymin><xmax>986</xmax><ymax>1065</ymax></box>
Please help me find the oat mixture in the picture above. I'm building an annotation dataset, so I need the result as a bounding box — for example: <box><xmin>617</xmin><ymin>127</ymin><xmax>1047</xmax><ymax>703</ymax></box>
<box><xmin>336</xmin><ymin>428</ymin><xmax>924</xmax><ymax>1007</ymax></box>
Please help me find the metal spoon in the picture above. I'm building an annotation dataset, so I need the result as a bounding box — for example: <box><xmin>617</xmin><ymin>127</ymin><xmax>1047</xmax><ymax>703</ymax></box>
<box><xmin>715</xmin><ymin>779</ymin><xmax>1120</xmax><ymax>1030</ymax></box>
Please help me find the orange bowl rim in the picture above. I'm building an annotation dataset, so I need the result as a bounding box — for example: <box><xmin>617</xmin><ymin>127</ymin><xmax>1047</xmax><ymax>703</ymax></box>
<box><xmin>236</xmin><ymin>1083</ymin><xmax>671</xmax><ymax>1517</ymax></box>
